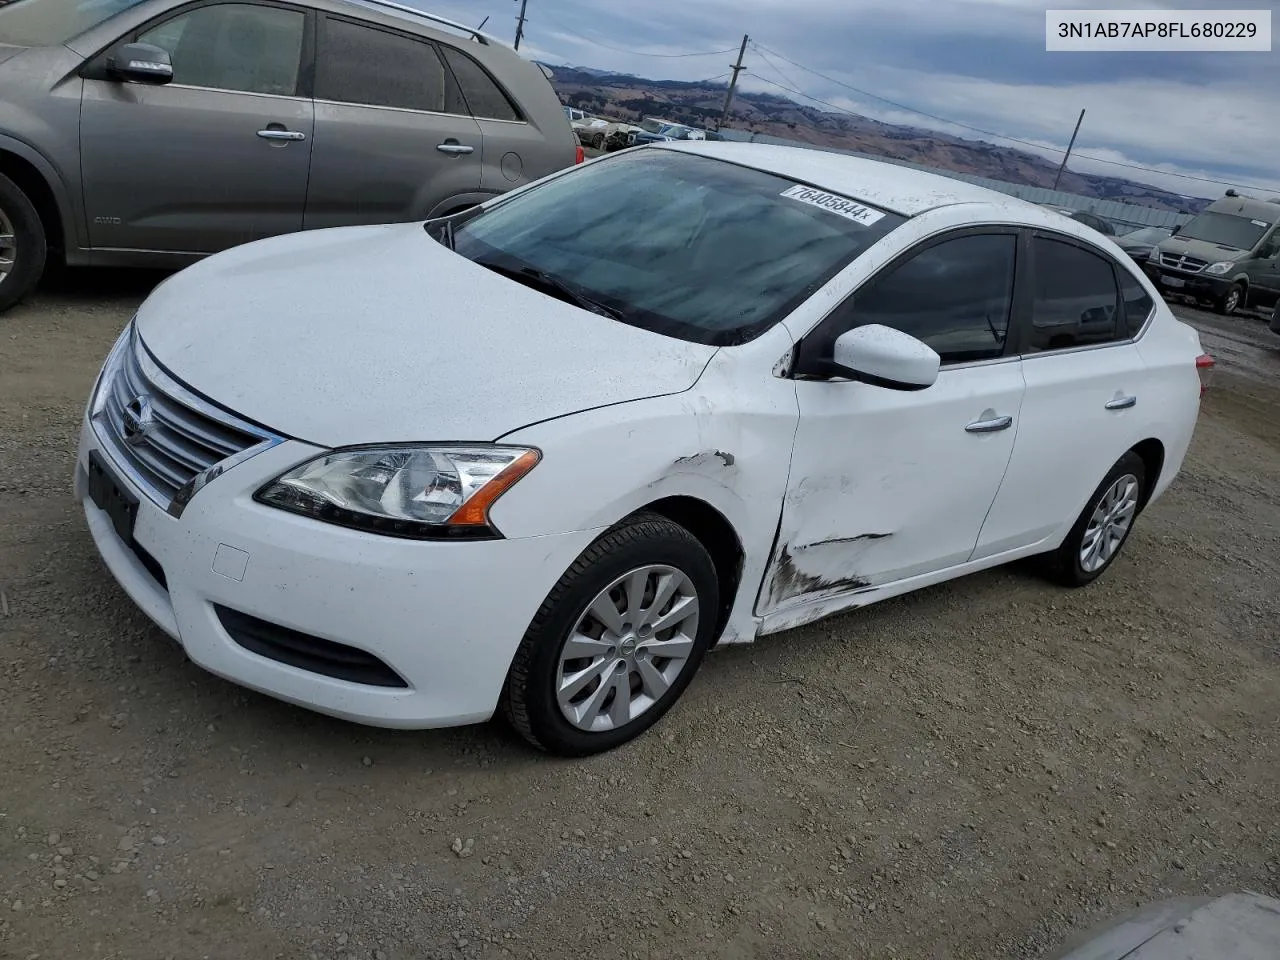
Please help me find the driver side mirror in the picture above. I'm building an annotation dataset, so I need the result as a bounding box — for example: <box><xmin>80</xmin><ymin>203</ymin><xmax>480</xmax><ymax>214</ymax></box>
<box><xmin>808</xmin><ymin>324</ymin><xmax>940</xmax><ymax>391</ymax></box>
<box><xmin>106</xmin><ymin>42</ymin><xmax>174</xmax><ymax>85</ymax></box>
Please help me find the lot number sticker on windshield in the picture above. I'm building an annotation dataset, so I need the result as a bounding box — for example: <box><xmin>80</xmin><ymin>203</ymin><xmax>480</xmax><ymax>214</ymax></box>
<box><xmin>780</xmin><ymin>185</ymin><xmax>885</xmax><ymax>226</ymax></box>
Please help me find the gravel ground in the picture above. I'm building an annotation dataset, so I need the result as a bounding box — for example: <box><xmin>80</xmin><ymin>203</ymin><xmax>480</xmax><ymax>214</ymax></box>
<box><xmin>1</xmin><ymin>270</ymin><xmax>1278</xmax><ymax>960</ymax></box>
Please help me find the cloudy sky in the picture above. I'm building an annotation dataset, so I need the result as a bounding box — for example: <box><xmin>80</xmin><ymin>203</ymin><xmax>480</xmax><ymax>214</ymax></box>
<box><xmin>416</xmin><ymin>0</ymin><xmax>1279</xmax><ymax>199</ymax></box>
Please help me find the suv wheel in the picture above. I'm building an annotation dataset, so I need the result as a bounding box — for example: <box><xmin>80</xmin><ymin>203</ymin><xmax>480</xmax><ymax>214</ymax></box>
<box><xmin>1214</xmin><ymin>282</ymin><xmax>1243</xmax><ymax>316</ymax></box>
<box><xmin>0</xmin><ymin>172</ymin><xmax>47</xmax><ymax>314</ymax></box>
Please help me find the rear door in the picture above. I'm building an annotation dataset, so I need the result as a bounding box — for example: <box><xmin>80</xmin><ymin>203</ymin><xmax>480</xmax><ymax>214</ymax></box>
<box><xmin>973</xmin><ymin>232</ymin><xmax>1151</xmax><ymax>559</ymax></box>
<box><xmin>80</xmin><ymin>0</ymin><xmax>313</xmax><ymax>253</ymax></box>
<box><xmin>303</xmin><ymin>15</ymin><xmax>484</xmax><ymax>230</ymax></box>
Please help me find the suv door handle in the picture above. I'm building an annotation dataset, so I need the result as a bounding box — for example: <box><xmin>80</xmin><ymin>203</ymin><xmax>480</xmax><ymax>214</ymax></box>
<box><xmin>965</xmin><ymin>415</ymin><xmax>1013</xmax><ymax>433</ymax></box>
<box><xmin>1105</xmin><ymin>395</ymin><xmax>1138</xmax><ymax>410</ymax></box>
<box><xmin>437</xmin><ymin>141</ymin><xmax>475</xmax><ymax>156</ymax></box>
<box><xmin>257</xmin><ymin>129</ymin><xmax>306</xmax><ymax>141</ymax></box>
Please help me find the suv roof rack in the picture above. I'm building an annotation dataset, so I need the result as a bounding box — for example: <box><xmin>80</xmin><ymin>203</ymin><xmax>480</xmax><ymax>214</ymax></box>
<box><xmin>341</xmin><ymin>0</ymin><xmax>502</xmax><ymax>44</ymax></box>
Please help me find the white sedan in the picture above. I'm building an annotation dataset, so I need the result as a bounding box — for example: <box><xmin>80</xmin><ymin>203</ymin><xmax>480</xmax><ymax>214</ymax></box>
<box><xmin>76</xmin><ymin>142</ymin><xmax>1212</xmax><ymax>756</ymax></box>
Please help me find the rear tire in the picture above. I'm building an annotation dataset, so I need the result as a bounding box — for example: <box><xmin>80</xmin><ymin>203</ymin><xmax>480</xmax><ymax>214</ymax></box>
<box><xmin>1214</xmin><ymin>282</ymin><xmax>1243</xmax><ymax>316</ymax></box>
<box><xmin>1041</xmin><ymin>451</ymin><xmax>1146</xmax><ymax>588</ymax></box>
<box><xmin>501</xmin><ymin>511</ymin><xmax>719</xmax><ymax>757</ymax></box>
<box><xmin>0</xmin><ymin>172</ymin><xmax>47</xmax><ymax>314</ymax></box>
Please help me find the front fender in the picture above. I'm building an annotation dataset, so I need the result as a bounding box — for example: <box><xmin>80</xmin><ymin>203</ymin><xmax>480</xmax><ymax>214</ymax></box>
<box><xmin>0</xmin><ymin>131</ymin><xmax>82</xmax><ymax>252</ymax></box>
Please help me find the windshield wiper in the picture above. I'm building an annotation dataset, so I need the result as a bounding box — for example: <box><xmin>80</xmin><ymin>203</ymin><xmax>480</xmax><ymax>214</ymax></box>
<box><xmin>474</xmin><ymin>260</ymin><xmax>624</xmax><ymax>320</ymax></box>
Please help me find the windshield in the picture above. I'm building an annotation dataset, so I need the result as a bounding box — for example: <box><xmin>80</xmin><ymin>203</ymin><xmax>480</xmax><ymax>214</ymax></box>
<box><xmin>1176</xmin><ymin>211</ymin><xmax>1271</xmax><ymax>251</ymax></box>
<box><xmin>0</xmin><ymin>0</ymin><xmax>147</xmax><ymax>44</ymax></box>
<box><xmin>450</xmin><ymin>150</ymin><xmax>905</xmax><ymax>346</ymax></box>
<box><xmin>1121</xmin><ymin>227</ymin><xmax>1171</xmax><ymax>245</ymax></box>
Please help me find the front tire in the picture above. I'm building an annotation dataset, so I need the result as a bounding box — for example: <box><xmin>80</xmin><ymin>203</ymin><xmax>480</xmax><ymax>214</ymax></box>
<box><xmin>1042</xmin><ymin>451</ymin><xmax>1147</xmax><ymax>588</ymax></box>
<box><xmin>1214</xmin><ymin>282</ymin><xmax>1243</xmax><ymax>316</ymax></box>
<box><xmin>0</xmin><ymin>172</ymin><xmax>48</xmax><ymax>314</ymax></box>
<box><xmin>501</xmin><ymin>512</ymin><xmax>719</xmax><ymax>756</ymax></box>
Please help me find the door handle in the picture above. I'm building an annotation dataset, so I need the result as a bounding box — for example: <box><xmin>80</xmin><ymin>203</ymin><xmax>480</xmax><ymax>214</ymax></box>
<box><xmin>436</xmin><ymin>142</ymin><xmax>475</xmax><ymax>156</ymax></box>
<box><xmin>257</xmin><ymin>129</ymin><xmax>306</xmax><ymax>141</ymax></box>
<box><xmin>965</xmin><ymin>415</ymin><xmax>1013</xmax><ymax>434</ymax></box>
<box><xmin>1105</xmin><ymin>395</ymin><xmax>1138</xmax><ymax>410</ymax></box>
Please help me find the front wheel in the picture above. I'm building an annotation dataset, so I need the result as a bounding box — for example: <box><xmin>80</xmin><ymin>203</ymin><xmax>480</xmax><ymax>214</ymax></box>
<box><xmin>0</xmin><ymin>172</ymin><xmax>48</xmax><ymax>314</ymax></box>
<box><xmin>1214</xmin><ymin>282</ymin><xmax>1244</xmax><ymax>316</ymax></box>
<box><xmin>501</xmin><ymin>512</ymin><xmax>719</xmax><ymax>756</ymax></box>
<box><xmin>1042</xmin><ymin>451</ymin><xmax>1147</xmax><ymax>588</ymax></box>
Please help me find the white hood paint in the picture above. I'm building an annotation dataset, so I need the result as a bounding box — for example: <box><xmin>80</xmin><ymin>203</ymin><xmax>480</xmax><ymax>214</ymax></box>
<box><xmin>136</xmin><ymin>223</ymin><xmax>718</xmax><ymax>447</ymax></box>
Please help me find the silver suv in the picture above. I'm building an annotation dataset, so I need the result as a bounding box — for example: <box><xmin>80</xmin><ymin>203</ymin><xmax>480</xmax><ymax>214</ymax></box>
<box><xmin>0</xmin><ymin>0</ymin><xmax>579</xmax><ymax>312</ymax></box>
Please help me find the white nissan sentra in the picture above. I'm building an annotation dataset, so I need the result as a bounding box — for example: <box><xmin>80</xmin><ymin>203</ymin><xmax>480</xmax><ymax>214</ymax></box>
<box><xmin>76</xmin><ymin>142</ymin><xmax>1211</xmax><ymax>756</ymax></box>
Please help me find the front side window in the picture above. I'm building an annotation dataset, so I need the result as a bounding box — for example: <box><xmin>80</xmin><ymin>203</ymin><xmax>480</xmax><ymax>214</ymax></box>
<box><xmin>138</xmin><ymin>3</ymin><xmax>304</xmax><ymax>96</ymax></box>
<box><xmin>1176</xmin><ymin>211</ymin><xmax>1270</xmax><ymax>251</ymax></box>
<box><xmin>449</xmin><ymin>150</ymin><xmax>905</xmax><ymax>346</ymax></box>
<box><xmin>833</xmin><ymin>233</ymin><xmax>1017</xmax><ymax>365</ymax></box>
<box><xmin>317</xmin><ymin>18</ymin><xmax>456</xmax><ymax>114</ymax></box>
<box><xmin>0</xmin><ymin>0</ymin><xmax>147</xmax><ymax>46</ymax></box>
<box><xmin>1027</xmin><ymin>237</ymin><xmax>1121</xmax><ymax>352</ymax></box>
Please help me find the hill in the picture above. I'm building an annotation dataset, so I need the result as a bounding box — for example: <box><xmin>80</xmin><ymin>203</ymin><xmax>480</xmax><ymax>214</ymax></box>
<box><xmin>547</xmin><ymin>66</ymin><xmax>1208</xmax><ymax>215</ymax></box>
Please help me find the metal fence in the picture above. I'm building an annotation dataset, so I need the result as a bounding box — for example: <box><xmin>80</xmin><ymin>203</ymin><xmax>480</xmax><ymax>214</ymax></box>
<box><xmin>716</xmin><ymin>129</ymin><xmax>1194</xmax><ymax>234</ymax></box>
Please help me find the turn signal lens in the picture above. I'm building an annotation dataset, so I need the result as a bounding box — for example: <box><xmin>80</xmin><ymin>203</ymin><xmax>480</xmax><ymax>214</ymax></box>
<box><xmin>575</xmin><ymin>145</ymin><xmax>585</xmax><ymax>164</ymax></box>
<box><xmin>1195</xmin><ymin>353</ymin><xmax>1215</xmax><ymax>397</ymax></box>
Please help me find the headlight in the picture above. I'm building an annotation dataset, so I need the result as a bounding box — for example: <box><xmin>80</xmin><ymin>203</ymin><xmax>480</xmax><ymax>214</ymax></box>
<box><xmin>255</xmin><ymin>445</ymin><xmax>540</xmax><ymax>540</ymax></box>
<box><xmin>88</xmin><ymin>320</ymin><xmax>134</xmax><ymax>418</ymax></box>
<box><xmin>1204</xmin><ymin>262</ymin><xmax>1234</xmax><ymax>275</ymax></box>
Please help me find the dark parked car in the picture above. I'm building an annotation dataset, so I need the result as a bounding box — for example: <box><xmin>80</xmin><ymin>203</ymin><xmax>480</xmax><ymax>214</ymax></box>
<box><xmin>1116</xmin><ymin>226</ymin><xmax>1174</xmax><ymax>264</ymax></box>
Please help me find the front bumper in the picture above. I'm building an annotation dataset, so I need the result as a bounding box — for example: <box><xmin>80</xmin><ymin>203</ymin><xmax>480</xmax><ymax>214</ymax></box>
<box><xmin>1143</xmin><ymin>263</ymin><xmax>1233</xmax><ymax>300</ymax></box>
<box><xmin>75</xmin><ymin>418</ymin><xmax>597</xmax><ymax>729</ymax></box>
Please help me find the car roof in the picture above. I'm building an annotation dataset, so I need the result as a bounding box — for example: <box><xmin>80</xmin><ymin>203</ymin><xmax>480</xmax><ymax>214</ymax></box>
<box><xmin>656</xmin><ymin>141</ymin><xmax>1023</xmax><ymax>217</ymax></box>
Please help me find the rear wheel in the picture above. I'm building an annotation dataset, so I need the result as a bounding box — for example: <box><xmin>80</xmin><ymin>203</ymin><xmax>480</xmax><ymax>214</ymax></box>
<box><xmin>1042</xmin><ymin>451</ymin><xmax>1146</xmax><ymax>588</ymax></box>
<box><xmin>0</xmin><ymin>172</ymin><xmax>47</xmax><ymax>314</ymax></box>
<box><xmin>1214</xmin><ymin>282</ymin><xmax>1243</xmax><ymax>316</ymax></box>
<box><xmin>501</xmin><ymin>512</ymin><xmax>719</xmax><ymax>756</ymax></box>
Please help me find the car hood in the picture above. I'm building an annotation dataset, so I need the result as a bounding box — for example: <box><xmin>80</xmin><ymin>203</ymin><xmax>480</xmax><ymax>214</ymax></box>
<box><xmin>135</xmin><ymin>223</ymin><xmax>718</xmax><ymax>447</ymax></box>
<box><xmin>1155</xmin><ymin>234</ymin><xmax>1248</xmax><ymax>264</ymax></box>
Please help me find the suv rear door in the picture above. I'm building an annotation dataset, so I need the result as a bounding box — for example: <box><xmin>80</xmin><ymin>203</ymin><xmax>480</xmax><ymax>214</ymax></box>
<box><xmin>303</xmin><ymin>15</ymin><xmax>483</xmax><ymax>229</ymax></box>
<box><xmin>80</xmin><ymin>0</ymin><xmax>314</xmax><ymax>254</ymax></box>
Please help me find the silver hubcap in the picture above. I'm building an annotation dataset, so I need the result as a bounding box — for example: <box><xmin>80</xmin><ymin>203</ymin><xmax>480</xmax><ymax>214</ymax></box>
<box><xmin>1080</xmin><ymin>473</ymin><xmax>1140</xmax><ymax>573</ymax></box>
<box><xmin>1225</xmin><ymin>289</ymin><xmax>1239</xmax><ymax>312</ymax></box>
<box><xmin>0</xmin><ymin>206</ymin><xmax>15</xmax><ymax>283</ymax></box>
<box><xmin>556</xmin><ymin>564</ymin><xmax>700</xmax><ymax>733</ymax></box>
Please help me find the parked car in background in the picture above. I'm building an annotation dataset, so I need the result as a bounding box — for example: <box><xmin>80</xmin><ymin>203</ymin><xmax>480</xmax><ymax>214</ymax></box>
<box><xmin>631</xmin><ymin>117</ymin><xmax>707</xmax><ymax>146</ymax></box>
<box><xmin>1115</xmin><ymin>226</ymin><xmax>1174</xmax><ymax>264</ymax></box>
<box><xmin>1039</xmin><ymin>204</ymin><xmax>1119</xmax><ymax>237</ymax></box>
<box><xmin>76</xmin><ymin>141</ymin><xmax>1210</xmax><ymax>755</ymax></box>
<box><xmin>574</xmin><ymin>117</ymin><xmax>610</xmax><ymax>149</ymax></box>
<box><xmin>1270</xmin><ymin>298</ymin><xmax>1280</xmax><ymax>336</ymax></box>
<box><xmin>0</xmin><ymin>0</ymin><xmax>580</xmax><ymax>313</ymax></box>
<box><xmin>1144</xmin><ymin>191</ymin><xmax>1280</xmax><ymax>315</ymax></box>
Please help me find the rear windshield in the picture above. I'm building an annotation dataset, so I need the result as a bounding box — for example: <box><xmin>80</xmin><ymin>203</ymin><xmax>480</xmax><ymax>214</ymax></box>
<box><xmin>0</xmin><ymin>0</ymin><xmax>148</xmax><ymax>45</ymax></box>
<box><xmin>1177</xmin><ymin>211</ymin><xmax>1271</xmax><ymax>251</ymax></box>
<box><xmin>450</xmin><ymin>149</ymin><xmax>905</xmax><ymax>346</ymax></box>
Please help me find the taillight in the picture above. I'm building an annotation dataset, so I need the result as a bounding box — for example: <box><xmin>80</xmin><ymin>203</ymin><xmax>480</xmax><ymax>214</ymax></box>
<box><xmin>1195</xmin><ymin>353</ymin><xmax>1214</xmax><ymax>398</ymax></box>
<box><xmin>575</xmin><ymin>145</ymin><xmax>585</xmax><ymax>165</ymax></box>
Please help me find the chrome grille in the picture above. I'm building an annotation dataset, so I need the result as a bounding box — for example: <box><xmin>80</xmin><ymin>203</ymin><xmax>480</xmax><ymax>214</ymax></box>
<box><xmin>1159</xmin><ymin>253</ymin><xmax>1207</xmax><ymax>273</ymax></box>
<box><xmin>93</xmin><ymin>330</ymin><xmax>267</xmax><ymax>510</ymax></box>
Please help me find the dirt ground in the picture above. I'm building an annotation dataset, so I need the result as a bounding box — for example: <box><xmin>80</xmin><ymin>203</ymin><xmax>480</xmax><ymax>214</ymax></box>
<box><xmin>1</xmin><ymin>270</ymin><xmax>1278</xmax><ymax>960</ymax></box>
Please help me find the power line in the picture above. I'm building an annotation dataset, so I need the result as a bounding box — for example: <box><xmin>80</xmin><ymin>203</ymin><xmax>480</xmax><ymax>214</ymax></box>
<box><xmin>748</xmin><ymin>43</ymin><xmax>1277</xmax><ymax>192</ymax></box>
<box><xmin>537</xmin><ymin>12</ymin><xmax>737</xmax><ymax>59</ymax></box>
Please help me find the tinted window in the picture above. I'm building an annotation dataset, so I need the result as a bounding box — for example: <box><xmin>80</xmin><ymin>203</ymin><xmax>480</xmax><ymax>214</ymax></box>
<box><xmin>837</xmin><ymin>234</ymin><xmax>1016</xmax><ymax>364</ymax></box>
<box><xmin>318</xmin><ymin>18</ymin><xmax>450</xmax><ymax>112</ymax></box>
<box><xmin>450</xmin><ymin>150</ymin><xmax>905</xmax><ymax>346</ymax></box>
<box><xmin>1118</xmin><ymin>270</ymin><xmax>1154</xmax><ymax>337</ymax></box>
<box><xmin>1028</xmin><ymin>237</ymin><xmax>1121</xmax><ymax>351</ymax></box>
<box><xmin>139</xmin><ymin>3</ymin><xmax>304</xmax><ymax>96</ymax></box>
<box><xmin>441</xmin><ymin>46</ymin><xmax>520</xmax><ymax>121</ymax></box>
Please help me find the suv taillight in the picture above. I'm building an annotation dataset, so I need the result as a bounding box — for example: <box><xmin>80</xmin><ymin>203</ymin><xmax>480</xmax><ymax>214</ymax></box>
<box><xmin>1195</xmin><ymin>353</ymin><xmax>1214</xmax><ymax>397</ymax></box>
<box><xmin>575</xmin><ymin>145</ymin><xmax>585</xmax><ymax>165</ymax></box>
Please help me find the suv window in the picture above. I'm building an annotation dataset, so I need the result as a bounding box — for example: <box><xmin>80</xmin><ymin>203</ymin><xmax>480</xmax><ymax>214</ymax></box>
<box><xmin>441</xmin><ymin>46</ymin><xmax>520</xmax><ymax>121</ymax></box>
<box><xmin>1028</xmin><ymin>237</ymin><xmax>1122</xmax><ymax>352</ymax></box>
<box><xmin>1118</xmin><ymin>270</ymin><xmax>1154</xmax><ymax>337</ymax></box>
<box><xmin>317</xmin><ymin>18</ymin><xmax>457</xmax><ymax>113</ymax></box>
<box><xmin>834</xmin><ymin>233</ymin><xmax>1017</xmax><ymax>365</ymax></box>
<box><xmin>138</xmin><ymin>3</ymin><xmax>304</xmax><ymax>97</ymax></box>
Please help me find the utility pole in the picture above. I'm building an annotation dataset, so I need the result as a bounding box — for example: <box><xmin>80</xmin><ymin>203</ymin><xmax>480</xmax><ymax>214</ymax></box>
<box><xmin>1052</xmin><ymin>108</ymin><xmax>1085</xmax><ymax>191</ymax></box>
<box><xmin>513</xmin><ymin>0</ymin><xmax>528</xmax><ymax>50</ymax></box>
<box><xmin>718</xmin><ymin>34</ymin><xmax>749</xmax><ymax>130</ymax></box>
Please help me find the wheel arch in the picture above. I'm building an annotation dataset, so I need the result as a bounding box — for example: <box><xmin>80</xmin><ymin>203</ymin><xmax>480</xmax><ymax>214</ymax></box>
<box><xmin>1130</xmin><ymin>437</ymin><xmax>1166</xmax><ymax>511</ymax></box>
<box><xmin>0</xmin><ymin>138</ymin><xmax>75</xmax><ymax>258</ymax></box>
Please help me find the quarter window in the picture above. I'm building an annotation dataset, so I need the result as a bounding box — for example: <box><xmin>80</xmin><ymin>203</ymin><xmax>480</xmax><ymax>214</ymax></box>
<box><xmin>138</xmin><ymin>3</ymin><xmax>305</xmax><ymax>96</ymax></box>
<box><xmin>1028</xmin><ymin>237</ymin><xmax>1122</xmax><ymax>351</ymax></box>
<box><xmin>440</xmin><ymin>46</ymin><xmax>521</xmax><ymax>121</ymax></box>
<box><xmin>835</xmin><ymin>233</ymin><xmax>1017</xmax><ymax>364</ymax></box>
<box><xmin>1118</xmin><ymin>270</ymin><xmax>1154</xmax><ymax>337</ymax></box>
<box><xmin>317</xmin><ymin>18</ymin><xmax>456</xmax><ymax>113</ymax></box>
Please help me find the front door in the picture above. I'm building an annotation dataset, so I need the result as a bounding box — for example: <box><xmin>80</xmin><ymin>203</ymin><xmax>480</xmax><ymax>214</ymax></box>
<box><xmin>1247</xmin><ymin>230</ymin><xmax>1280</xmax><ymax>306</ymax></box>
<box><xmin>758</xmin><ymin>231</ymin><xmax>1026</xmax><ymax>617</ymax></box>
<box><xmin>80</xmin><ymin>1</ymin><xmax>314</xmax><ymax>254</ymax></box>
<box><xmin>303</xmin><ymin>15</ymin><xmax>484</xmax><ymax>230</ymax></box>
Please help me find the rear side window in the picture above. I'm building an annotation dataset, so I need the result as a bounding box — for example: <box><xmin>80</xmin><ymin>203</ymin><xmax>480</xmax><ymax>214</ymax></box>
<box><xmin>317</xmin><ymin>18</ymin><xmax>456</xmax><ymax>113</ymax></box>
<box><xmin>1118</xmin><ymin>270</ymin><xmax>1155</xmax><ymax>336</ymax></box>
<box><xmin>838</xmin><ymin>233</ymin><xmax>1017</xmax><ymax>365</ymax></box>
<box><xmin>440</xmin><ymin>46</ymin><xmax>521</xmax><ymax>121</ymax></box>
<box><xmin>1027</xmin><ymin>237</ymin><xmax>1122</xmax><ymax>352</ymax></box>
